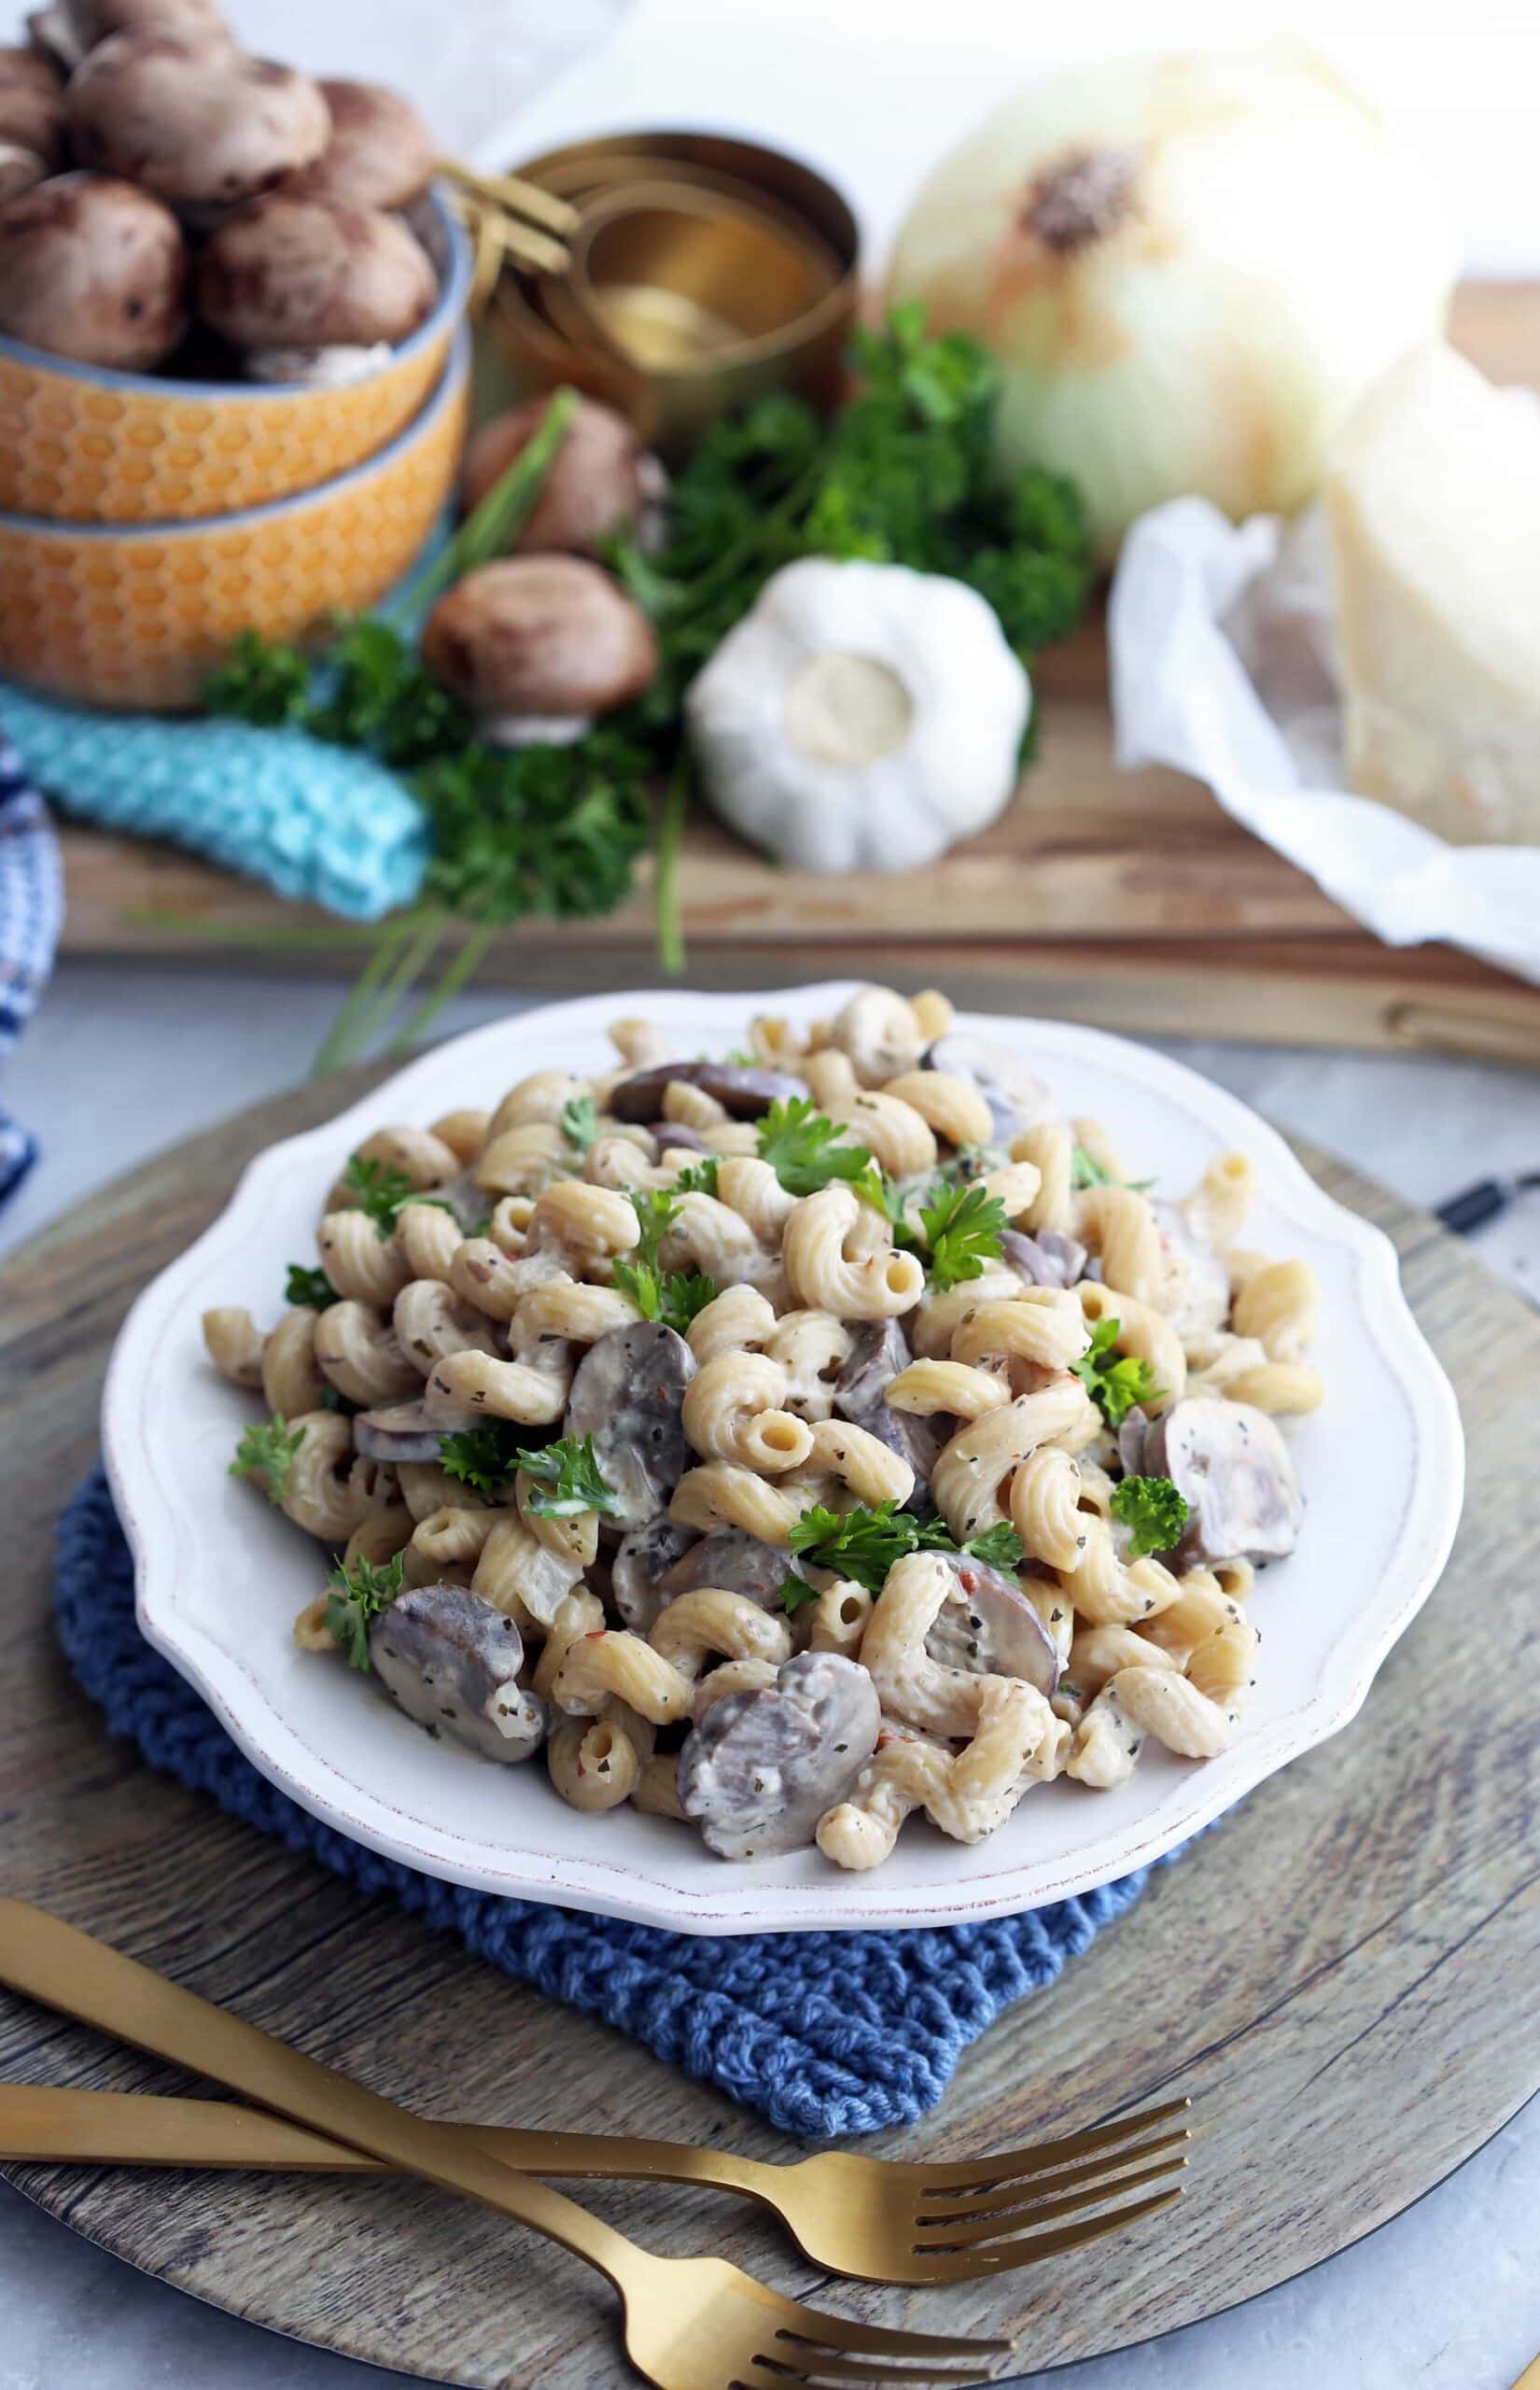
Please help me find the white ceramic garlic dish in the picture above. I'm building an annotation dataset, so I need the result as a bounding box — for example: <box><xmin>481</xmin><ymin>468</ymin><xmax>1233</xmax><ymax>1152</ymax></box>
<box><xmin>104</xmin><ymin>988</ymin><xmax>1463</xmax><ymax>1935</ymax></box>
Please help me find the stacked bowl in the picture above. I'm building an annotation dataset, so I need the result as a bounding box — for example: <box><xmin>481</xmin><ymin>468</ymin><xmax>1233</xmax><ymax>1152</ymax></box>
<box><xmin>0</xmin><ymin>190</ymin><xmax>471</xmax><ymax>710</ymax></box>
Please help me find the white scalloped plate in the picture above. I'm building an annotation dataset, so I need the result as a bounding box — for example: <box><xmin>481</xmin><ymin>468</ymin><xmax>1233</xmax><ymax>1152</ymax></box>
<box><xmin>103</xmin><ymin>987</ymin><xmax>1463</xmax><ymax>1935</ymax></box>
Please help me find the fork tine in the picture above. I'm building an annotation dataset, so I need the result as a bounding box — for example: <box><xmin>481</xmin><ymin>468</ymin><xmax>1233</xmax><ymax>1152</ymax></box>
<box><xmin>913</xmin><ymin>2185</ymin><xmax>1183</xmax><ymax>2282</ymax></box>
<box><xmin>915</xmin><ymin>2130</ymin><xmax>1191</xmax><ymax>2224</ymax></box>
<box><xmin>769</xmin><ymin>2309</ymin><xmax>1014</xmax><ymax>2359</ymax></box>
<box><xmin>912</xmin><ymin>2095</ymin><xmax>1190</xmax><ymax>2194</ymax></box>
<box><xmin>914</xmin><ymin>2152</ymin><xmax>1186</xmax><ymax>2249</ymax></box>
<box><xmin>747</xmin><ymin>2356</ymin><xmax>1000</xmax><ymax>2387</ymax></box>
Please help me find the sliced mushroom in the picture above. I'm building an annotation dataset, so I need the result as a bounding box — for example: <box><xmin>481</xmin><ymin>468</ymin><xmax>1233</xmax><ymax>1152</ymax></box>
<box><xmin>0</xmin><ymin>170</ymin><xmax>185</xmax><ymax>366</ymax></box>
<box><xmin>1141</xmin><ymin>1396</ymin><xmax>1302</xmax><ymax>1565</ymax></box>
<box><xmin>830</xmin><ymin>1320</ymin><xmax>945</xmax><ymax>1507</ymax></box>
<box><xmin>607</xmin><ymin>1059</ymin><xmax>803</xmax><ymax>1124</ymax></box>
<box><xmin>647</xmin><ymin>1121</ymin><xmax>709</xmax><ymax>1153</ymax></box>
<box><xmin>65</xmin><ymin>35</ymin><xmax>329</xmax><ymax>211</ymax></box>
<box><xmin>563</xmin><ymin>1321</ymin><xmax>695</xmax><ymax>1531</ymax></box>
<box><xmin>1154</xmin><ymin>1201</ymin><xmax>1230</xmax><ymax>1343</ymax></box>
<box><xmin>657</xmin><ymin>1529</ymin><xmax>792</xmax><ymax>1612</ymax></box>
<box><xmin>353</xmin><ymin>1396</ymin><xmax>453</xmax><ymax>1464</ymax></box>
<box><xmin>369</xmin><ymin>1582</ymin><xmax>545</xmax><ymax>1764</ymax></box>
<box><xmin>832</xmin><ymin>1318</ymin><xmax>909</xmax><ymax>1418</ymax></box>
<box><xmin>677</xmin><ymin>1650</ymin><xmax>881</xmax><ymax>1861</ymax></box>
<box><xmin>1001</xmin><ymin>1227</ymin><xmax>1087</xmax><ymax>1289</ymax></box>
<box><xmin>421</xmin><ymin>557</ymin><xmax>657</xmax><ymax>724</ymax></box>
<box><xmin>925</xmin><ymin>1554</ymin><xmax>1060</xmax><ymax>1698</ymax></box>
<box><xmin>610</xmin><ymin>1518</ymin><xmax>698</xmax><ymax>1631</ymax></box>
<box><xmin>921</xmin><ymin>1034</ymin><xmax>1057</xmax><ymax>1142</ymax></box>
<box><xmin>196</xmin><ymin>194</ymin><xmax>436</xmax><ymax>348</ymax></box>
<box><xmin>283</xmin><ymin>77</ymin><xmax>433</xmax><ymax>212</ymax></box>
<box><xmin>460</xmin><ymin>395</ymin><xmax>647</xmax><ymax>558</ymax></box>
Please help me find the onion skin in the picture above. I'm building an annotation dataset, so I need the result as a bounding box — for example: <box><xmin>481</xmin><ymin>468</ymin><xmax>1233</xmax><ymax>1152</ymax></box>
<box><xmin>886</xmin><ymin>44</ymin><xmax>1457</xmax><ymax>560</ymax></box>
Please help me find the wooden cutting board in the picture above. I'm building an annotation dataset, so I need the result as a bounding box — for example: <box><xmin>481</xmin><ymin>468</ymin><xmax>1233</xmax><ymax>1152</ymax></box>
<box><xmin>1</xmin><ymin>1068</ymin><xmax>1537</xmax><ymax>2385</ymax></box>
<box><xmin>48</xmin><ymin>281</ymin><xmax>1540</xmax><ymax>1072</ymax></box>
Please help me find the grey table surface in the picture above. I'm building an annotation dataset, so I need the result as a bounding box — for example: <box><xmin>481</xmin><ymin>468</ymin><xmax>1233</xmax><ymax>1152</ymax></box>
<box><xmin>2</xmin><ymin>962</ymin><xmax>1539</xmax><ymax>2390</ymax></box>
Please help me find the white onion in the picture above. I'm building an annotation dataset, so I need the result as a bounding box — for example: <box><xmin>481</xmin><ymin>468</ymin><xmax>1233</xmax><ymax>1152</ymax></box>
<box><xmin>887</xmin><ymin>43</ymin><xmax>1457</xmax><ymax>560</ymax></box>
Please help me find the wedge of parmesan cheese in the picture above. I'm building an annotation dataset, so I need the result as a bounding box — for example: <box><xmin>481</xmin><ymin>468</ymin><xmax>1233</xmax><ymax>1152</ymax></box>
<box><xmin>1323</xmin><ymin>341</ymin><xmax>1540</xmax><ymax>845</ymax></box>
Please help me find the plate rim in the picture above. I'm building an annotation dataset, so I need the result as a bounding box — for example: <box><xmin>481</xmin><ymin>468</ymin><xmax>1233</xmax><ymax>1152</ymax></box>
<box><xmin>103</xmin><ymin>983</ymin><xmax>1465</xmax><ymax>1934</ymax></box>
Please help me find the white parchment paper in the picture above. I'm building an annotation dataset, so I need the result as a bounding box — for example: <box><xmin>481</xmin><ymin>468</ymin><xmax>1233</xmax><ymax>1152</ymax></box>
<box><xmin>1108</xmin><ymin>495</ymin><xmax>1540</xmax><ymax>987</ymax></box>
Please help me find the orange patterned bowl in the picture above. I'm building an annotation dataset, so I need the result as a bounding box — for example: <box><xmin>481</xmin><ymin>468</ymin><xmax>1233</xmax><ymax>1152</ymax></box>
<box><xmin>0</xmin><ymin>326</ymin><xmax>469</xmax><ymax>712</ymax></box>
<box><xmin>0</xmin><ymin>190</ymin><xmax>471</xmax><ymax>527</ymax></box>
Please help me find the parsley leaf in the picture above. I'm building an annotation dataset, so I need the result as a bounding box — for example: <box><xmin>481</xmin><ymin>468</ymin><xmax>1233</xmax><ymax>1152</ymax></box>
<box><xmin>512</xmin><ymin>1435</ymin><xmax>622</xmax><ymax>1519</ymax></box>
<box><xmin>757</xmin><ymin>1097</ymin><xmax>874</xmax><ymax>1198</ymax></box>
<box><xmin>612</xmin><ymin>1258</ymin><xmax>718</xmax><ymax>1335</ymax></box>
<box><xmin>672</xmin><ymin>1156</ymin><xmax>720</xmax><ymax>1198</ymax></box>
<box><xmin>343</xmin><ymin>1155</ymin><xmax>456</xmax><ymax>1239</ymax></box>
<box><xmin>285</xmin><ymin>1263</ymin><xmax>337</xmax><ymax>1312</ymax></box>
<box><xmin>961</xmin><ymin>1520</ymin><xmax>1028</xmax><ymax>1573</ymax></box>
<box><xmin>203</xmin><ymin>627</ymin><xmax>311</xmax><ymax>726</ymax></box>
<box><xmin>561</xmin><ymin>1094</ymin><xmax>600</xmax><ymax>1155</ymax></box>
<box><xmin>1072</xmin><ymin>1317</ymin><xmax>1162</xmax><ymax>1428</ymax></box>
<box><xmin>230</xmin><ymin>1414</ymin><xmax>304</xmax><ymax>1506</ymax></box>
<box><xmin>438</xmin><ymin>1419</ymin><xmax>524</xmax><ymax>1497</ymax></box>
<box><xmin>1110</xmin><ymin>1474</ymin><xmax>1189</xmax><ymax>1559</ymax></box>
<box><xmin>919</xmin><ymin>1179</ymin><xmax>1008</xmax><ymax>1292</ymax></box>
<box><xmin>778</xmin><ymin>1572</ymin><xmax>820</xmax><ymax>1616</ymax></box>
<box><xmin>628</xmin><ymin>1187</ymin><xmax>682</xmax><ymax>1270</ymax></box>
<box><xmin>781</xmin><ymin>1501</ymin><xmax>1026</xmax><ymax>1605</ymax></box>
<box><xmin>324</xmin><ymin>1549</ymin><xmax>406</xmax><ymax>1670</ymax></box>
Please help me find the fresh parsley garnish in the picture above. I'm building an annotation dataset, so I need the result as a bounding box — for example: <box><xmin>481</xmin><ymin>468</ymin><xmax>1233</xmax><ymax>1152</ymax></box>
<box><xmin>343</xmin><ymin>1156</ymin><xmax>456</xmax><ymax>1239</ymax></box>
<box><xmin>627</xmin><ymin>1186</ymin><xmax>683</xmax><ymax>1269</ymax></box>
<box><xmin>1072</xmin><ymin>1317</ymin><xmax>1162</xmax><ymax>1428</ymax></box>
<box><xmin>1110</xmin><ymin>1474</ymin><xmax>1189</xmax><ymax>1559</ymax></box>
<box><xmin>612</xmin><ymin>1258</ymin><xmax>718</xmax><ymax>1335</ymax></box>
<box><xmin>779</xmin><ymin>1573</ymin><xmax>819</xmax><ymax>1616</ymax></box>
<box><xmin>723</xmin><ymin>1047</ymin><xmax>756</xmax><ymax>1066</ymax></box>
<box><xmin>561</xmin><ymin>1094</ymin><xmax>601</xmax><ymax>1155</ymax></box>
<box><xmin>757</xmin><ymin>1097</ymin><xmax>874</xmax><ymax>1198</ymax></box>
<box><xmin>230</xmin><ymin>1415</ymin><xmax>304</xmax><ymax>1506</ymax></box>
<box><xmin>324</xmin><ymin>1549</ymin><xmax>405</xmax><ymax>1670</ymax></box>
<box><xmin>1070</xmin><ymin>1145</ymin><xmax>1155</xmax><ymax>1193</ymax></box>
<box><xmin>672</xmin><ymin>1156</ymin><xmax>720</xmax><ymax>1198</ymax></box>
<box><xmin>438</xmin><ymin>1419</ymin><xmax>524</xmax><ymax>1497</ymax></box>
<box><xmin>513</xmin><ymin>1435</ymin><xmax>622</xmax><ymax>1519</ymax></box>
<box><xmin>917</xmin><ymin>1179</ymin><xmax>1008</xmax><ymax>1292</ymax></box>
<box><xmin>285</xmin><ymin>1263</ymin><xmax>338</xmax><ymax>1311</ymax></box>
<box><xmin>779</xmin><ymin>1501</ymin><xmax>1026</xmax><ymax>1606</ymax></box>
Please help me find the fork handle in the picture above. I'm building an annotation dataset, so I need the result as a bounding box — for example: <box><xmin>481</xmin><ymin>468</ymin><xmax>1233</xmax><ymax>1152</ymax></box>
<box><xmin>0</xmin><ymin>1899</ymin><xmax>642</xmax><ymax>2292</ymax></box>
<box><xmin>0</xmin><ymin>2082</ymin><xmax>779</xmax><ymax>2213</ymax></box>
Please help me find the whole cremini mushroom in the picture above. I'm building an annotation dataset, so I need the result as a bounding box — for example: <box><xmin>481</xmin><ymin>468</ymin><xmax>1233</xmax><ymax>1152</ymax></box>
<box><xmin>0</xmin><ymin>44</ymin><xmax>65</xmax><ymax>162</ymax></box>
<box><xmin>65</xmin><ymin>33</ymin><xmax>329</xmax><ymax>212</ymax></box>
<box><xmin>195</xmin><ymin>194</ymin><xmax>437</xmax><ymax>350</ymax></box>
<box><xmin>284</xmin><ymin>77</ymin><xmax>434</xmax><ymax>212</ymax></box>
<box><xmin>0</xmin><ymin>168</ymin><xmax>185</xmax><ymax>365</ymax></box>
<box><xmin>59</xmin><ymin>0</ymin><xmax>228</xmax><ymax>58</ymax></box>
<box><xmin>460</xmin><ymin>395</ymin><xmax>648</xmax><ymax>558</ymax></box>
<box><xmin>421</xmin><ymin>557</ymin><xmax>659</xmax><ymax>732</ymax></box>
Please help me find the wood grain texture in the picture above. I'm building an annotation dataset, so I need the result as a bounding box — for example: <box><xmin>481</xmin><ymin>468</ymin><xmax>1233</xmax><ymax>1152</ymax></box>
<box><xmin>0</xmin><ymin>1068</ymin><xmax>1537</xmax><ymax>2387</ymax></box>
<box><xmin>46</xmin><ymin>281</ymin><xmax>1540</xmax><ymax>1073</ymax></box>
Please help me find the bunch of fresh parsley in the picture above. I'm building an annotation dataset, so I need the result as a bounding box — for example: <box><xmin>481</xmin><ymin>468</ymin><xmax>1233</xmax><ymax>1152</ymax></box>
<box><xmin>780</xmin><ymin>1499</ymin><xmax>1027</xmax><ymax>1610</ymax></box>
<box><xmin>204</xmin><ymin>311</ymin><xmax>1093</xmax><ymax>1072</ymax></box>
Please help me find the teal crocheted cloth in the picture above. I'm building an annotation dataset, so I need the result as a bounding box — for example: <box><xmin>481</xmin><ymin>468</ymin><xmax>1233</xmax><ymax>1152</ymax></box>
<box><xmin>54</xmin><ymin>1468</ymin><xmax>1168</xmax><ymax>2138</ymax></box>
<box><xmin>0</xmin><ymin>682</ymin><xmax>428</xmax><ymax>921</ymax></box>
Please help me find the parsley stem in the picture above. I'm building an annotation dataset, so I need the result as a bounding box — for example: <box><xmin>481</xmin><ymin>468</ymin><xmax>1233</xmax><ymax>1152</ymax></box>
<box><xmin>310</xmin><ymin>912</ymin><xmax>419</xmax><ymax>1078</ymax></box>
<box><xmin>344</xmin><ymin>907</ymin><xmax>449</xmax><ymax>1061</ymax></box>
<box><xmin>385</xmin><ymin>917</ymin><xmax>497</xmax><ymax>1057</ymax></box>
<box><xmin>654</xmin><ymin>749</ymin><xmax>690</xmax><ymax>977</ymax></box>
<box><xmin>410</xmin><ymin>386</ymin><xmax>580</xmax><ymax>612</ymax></box>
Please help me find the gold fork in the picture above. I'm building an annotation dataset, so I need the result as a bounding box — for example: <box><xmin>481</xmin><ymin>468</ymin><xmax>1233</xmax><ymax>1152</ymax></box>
<box><xmin>0</xmin><ymin>2077</ymin><xmax>1187</xmax><ymax>2284</ymax></box>
<box><xmin>0</xmin><ymin>1900</ymin><xmax>1011</xmax><ymax>2390</ymax></box>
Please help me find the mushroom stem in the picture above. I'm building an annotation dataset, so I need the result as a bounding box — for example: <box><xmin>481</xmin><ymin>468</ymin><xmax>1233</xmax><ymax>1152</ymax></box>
<box><xmin>411</xmin><ymin>385</ymin><xmax>580</xmax><ymax>611</ymax></box>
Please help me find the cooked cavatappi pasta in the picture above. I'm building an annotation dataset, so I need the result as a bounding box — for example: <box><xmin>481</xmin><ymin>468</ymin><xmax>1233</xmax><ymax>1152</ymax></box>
<box><xmin>206</xmin><ymin>986</ymin><xmax>1323</xmax><ymax>1871</ymax></box>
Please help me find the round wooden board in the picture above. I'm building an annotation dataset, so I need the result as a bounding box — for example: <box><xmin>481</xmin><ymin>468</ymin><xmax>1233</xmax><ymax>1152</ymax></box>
<box><xmin>1</xmin><ymin>1069</ymin><xmax>1537</xmax><ymax>2387</ymax></box>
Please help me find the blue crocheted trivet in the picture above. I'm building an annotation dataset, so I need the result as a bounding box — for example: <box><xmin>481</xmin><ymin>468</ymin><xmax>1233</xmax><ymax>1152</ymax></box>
<box><xmin>55</xmin><ymin>1468</ymin><xmax>1165</xmax><ymax>2139</ymax></box>
<box><xmin>1</xmin><ymin>684</ymin><xmax>427</xmax><ymax>922</ymax></box>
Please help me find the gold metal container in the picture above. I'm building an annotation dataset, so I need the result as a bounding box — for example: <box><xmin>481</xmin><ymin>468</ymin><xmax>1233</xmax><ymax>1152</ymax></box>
<box><xmin>487</xmin><ymin>132</ymin><xmax>859</xmax><ymax>455</ymax></box>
